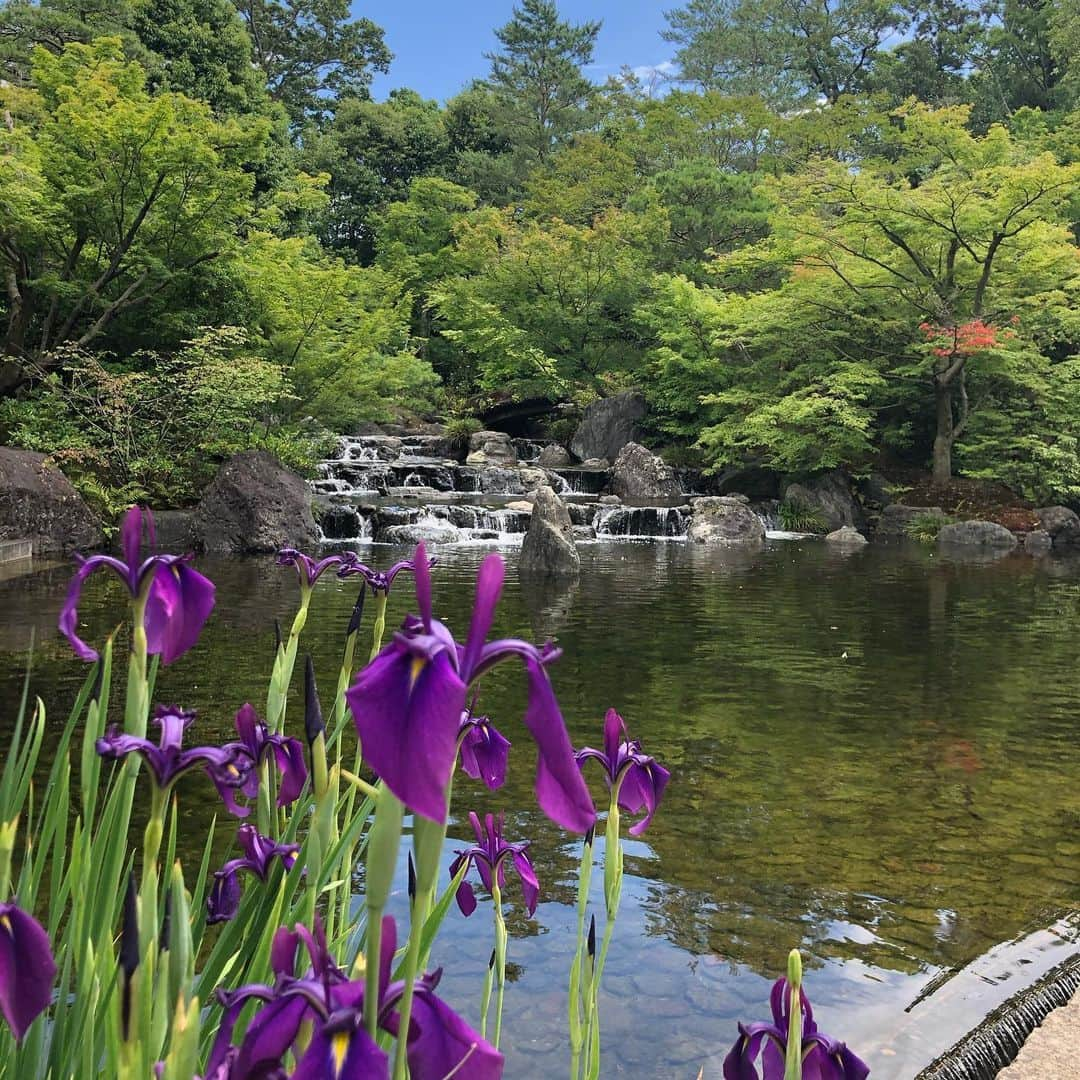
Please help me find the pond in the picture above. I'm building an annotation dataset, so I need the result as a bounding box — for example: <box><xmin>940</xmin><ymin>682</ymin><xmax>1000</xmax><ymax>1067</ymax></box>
<box><xmin>2</xmin><ymin>540</ymin><xmax>1078</xmax><ymax>1077</ymax></box>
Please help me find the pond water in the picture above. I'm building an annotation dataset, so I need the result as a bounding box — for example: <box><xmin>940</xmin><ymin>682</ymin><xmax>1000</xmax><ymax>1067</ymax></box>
<box><xmin>2</xmin><ymin>540</ymin><xmax>1078</xmax><ymax>1077</ymax></box>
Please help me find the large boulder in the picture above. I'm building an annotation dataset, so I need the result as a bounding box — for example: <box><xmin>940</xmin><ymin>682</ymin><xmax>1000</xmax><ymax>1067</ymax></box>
<box><xmin>537</xmin><ymin>444</ymin><xmax>571</xmax><ymax>468</ymax></box>
<box><xmin>687</xmin><ymin>496</ymin><xmax>765</xmax><ymax>546</ymax></box>
<box><xmin>519</xmin><ymin>485</ymin><xmax>580</xmax><ymax>576</ymax></box>
<box><xmin>783</xmin><ymin>471</ymin><xmax>865</xmax><ymax>532</ymax></box>
<box><xmin>465</xmin><ymin>430</ymin><xmax>517</xmax><ymax>467</ymax></box>
<box><xmin>876</xmin><ymin>504</ymin><xmax>946</xmax><ymax>539</ymax></box>
<box><xmin>192</xmin><ymin>450</ymin><xmax>317</xmax><ymax>554</ymax></box>
<box><xmin>611</xmin><ymin>442</ymin><xmax>682</xmax><ymax>502</ymax></box>
<box><xmin>569</xmin><ymin>391</ymin><xmax>646</xmax><ymax>463</ymax></box>
<box><xmin>1034</xmin><ymin>506</ymin><xmax>1080</xmax><ymax>547</ymax></box>
<box><xmin>937</xmin><ymin>520</ymin><xmax>1018</xmax><ymax>550</ymax></box>
<box><xmin>0</xmin><ymin>447</ymin><xmax>102</xmax><ymax>555</ymax></box>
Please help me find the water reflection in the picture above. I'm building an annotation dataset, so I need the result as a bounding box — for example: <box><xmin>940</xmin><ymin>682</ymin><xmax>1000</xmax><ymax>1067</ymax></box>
<box><xmin>1</xmin><ymin>541</ymin><xmax>1078</xmax><ymax>1077</ymax></box>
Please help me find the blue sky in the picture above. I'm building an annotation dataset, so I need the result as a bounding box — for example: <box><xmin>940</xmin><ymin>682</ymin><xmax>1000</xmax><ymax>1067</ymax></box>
<box><xmin>361</xmin><ymin>1</ymin><xmax>674</xmax><ymax>102</ymax></box>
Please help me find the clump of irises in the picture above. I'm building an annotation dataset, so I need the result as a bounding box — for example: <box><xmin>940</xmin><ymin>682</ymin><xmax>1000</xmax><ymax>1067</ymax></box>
<box><xmin>0</xmin><ymin>505</ymin><xmax>869</xmax><ymax>1079</ymax></box>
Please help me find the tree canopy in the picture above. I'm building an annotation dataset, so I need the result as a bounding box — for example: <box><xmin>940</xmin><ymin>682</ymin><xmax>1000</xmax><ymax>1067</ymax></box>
<box><xmin>1</xmin><ymin>0</ymin><xmax>1079</xmax><ymax>507</ymax></box>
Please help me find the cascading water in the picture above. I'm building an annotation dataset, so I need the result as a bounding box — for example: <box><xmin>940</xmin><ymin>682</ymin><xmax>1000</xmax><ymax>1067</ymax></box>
<box><xmin>313</xmin><ymin>434</ymin><xmax>817</xmax><ymax>548</ymax></box>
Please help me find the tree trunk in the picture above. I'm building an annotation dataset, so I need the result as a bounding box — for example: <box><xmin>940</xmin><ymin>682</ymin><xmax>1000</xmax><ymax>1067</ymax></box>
<box><xmin>932</xmin><ymin>378</ymin><xmax>953</xmax><ymax>487</ymax></box>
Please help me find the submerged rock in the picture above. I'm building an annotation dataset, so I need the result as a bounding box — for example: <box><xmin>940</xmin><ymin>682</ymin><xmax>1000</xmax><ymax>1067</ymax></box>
<box><xmin>611</xmin><ymin>442</ymin><xmax>683</xmax><ymax>502</ymax></box>
<box><xmin>570</xmin><ymin>391</ymin><xmax>646</xmax><ymax>462</ymax></box>
<box><xmin>687</xmin><ymin>496</ymin><xmax>764</xmax><ymax>545</ymax></box>
<box><xmin>1034</xmin><ymin>506</ymin><xmax>1080</xmax><ymax>547</ymax></box>
<box><xmin>1023</xmin><ymin>529</ymin><xmax>1053</xmax><ymax>556</ymax></box>
<box><xmin>825</xmin><ymin>526</ymin><xmax>868</xmax><ymax>546</ymax></box>
<box><xmin>0</xmin><ymin>446</ymin><xmax>102</xmax><ymax>555</ymax></box>
<box><xmin>520</xmin><ymin>485</ymin><xmax>580</xmax><ymax>576</ymax></box>
<box><xmin>192</xmin><ymin>450</ymin><xmax>317</xmax><ymax>554</ymax></box>
<box><xmin>938</xmin><ymin>520</ymin><xmax>1018</xmax><ymax>549</ymax></box>
<box><xmin>465</xmin><ymin>430</ymin><xmax>517</xmax><ymax>467</ymax></box>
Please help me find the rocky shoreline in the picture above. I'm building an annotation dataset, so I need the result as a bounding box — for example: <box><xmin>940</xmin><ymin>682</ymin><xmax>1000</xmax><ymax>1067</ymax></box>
<box><xmin>3</xmin><ymin>390</ymin><xmax>1079</xmax><ymax>561</ymax></box>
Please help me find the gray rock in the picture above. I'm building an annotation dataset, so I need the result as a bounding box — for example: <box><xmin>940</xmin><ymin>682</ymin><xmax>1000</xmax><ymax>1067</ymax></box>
<box><xmin>1034</xmin><ymin>506</ymin><xmax>1080</xmax><ymax>547</ymax></box>
<box><xmin>825</xmin><ymin>526</ymin><xmax>868</xmax><ymax>546</ymax></box>
<box><xmin>859</xmin><ymin>472</ymin><xmax>895</xmax><ymax>509</ymax></box>
<box><xmin>687</xmin><ymin>496</ymin><xmax>765</xmax><ymax>545</ymax></box>
<box><xmin>537</xmin><ymin>444</ymin><xmax>571</xmax><ymax>468</ymax></box>
<box><xmin>1023</xmin><ymin>529</ymin><xmax>1053</xmax><ymax>556</ymax></box>
<box><xmin>569</xmin><ymin>391</ymin><xmax>646</xmax><ymax>462</ymax></box>
<box><xmin>572</xmin><ymin>525</ymin><xmax>597</xmax><ymax>540</ymax></box>
<box><xmin>566</xmin><ymin>502</ymin><xmax>593</xmax><ymax>526</ymax></box>
<box><xmin>465</xmin><ymin>430</ymin><xmax>517</xmax><ymax>467</ymax></box>
<box><xmin>938</xmin><ymin>520</ymin><xmax>1018</xmax><ymax>549</ymax></box>
<box><xmin>506</xmin><ymin>500</ymin><xmax>534</xmax><ymax>513</ymax></box>
<box><xmin>598</xmin><ymin>494</ymin><xmax>622</xmax><ymax>505</ymax></box>
<box><xmin>0</xmin><ymin>446</ymin><xmax>102</xmax><ymax>555</ymax></box>
<box><xmin>382</xmin><ymin>523</ymin><xmax>461</xmax><ymax>546</ymax></box>
<box><xmin>148</xmin><ymin>510</ymin><xmax>194</xmax><ymax>552</ymax></box>
<box><xmin>192</xmin><ymin>450</ymin><xmax>317</xmax><ymax>554</ymax></box>
<box><xmin>519</xmin><ymin>485</ymin><xmax>580</xmax><ymax>576</ymax></box>
<box><xmin>611</xmin><ymin>442</ymin><xmax>683</xmax><ymax>502</ymax></box>
<box><xmin>478</xmin><ymin>467</ymin><xmax>526</xmax><ymax>495</ymax></box>
<box><xmin>580</xmin><ymin>458</ymin><xmax>611</xmax><ymax>470</ymax></box>
<box><xmin>876</xmin><ymin>504</ymin><xmax>946</xmax><ymax>538</ymax></box>
<box><xmin>783</xmin><ymin>471</ymin><xmax>865</xmax><ymax>532</ymax></box>
<box><xmin>519</xmin><ymin>466</ymin><xmax>548</xmax><ymax>491</ymax></box>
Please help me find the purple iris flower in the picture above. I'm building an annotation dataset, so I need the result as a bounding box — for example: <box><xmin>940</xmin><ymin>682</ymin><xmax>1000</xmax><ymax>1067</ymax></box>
<box><xmin>575</xmin><ymin>709</ymin><xmax>671</xmax><ymax>836</ymax></box>
<box><xmin>96</xmin><ymin>705</ymin><xmax>253</xmax><ymax>794</ymax></box>
<box><xmin>345</xmin><ymin>545</ymin><xmax>595</xmax><ymax>833</ymax></box>
<box><xmin>213</xmin><ymin>704</ymin><xmax>307</xmax><ymax>818</ymax></box>
<box><xmin>724</xmin><ymin>978</ymin><xmax>870</xmax><ymax>1080</ymax></box>
<box><xmin>337</xmin><ymin>553</ymin><xmax>433</xmax><ymax>594</ymax></box>
<box><xmin>206</xmin><ymin>825</ymin><xmax>300</xmax><ymax>924</ymax></box>
<box><xmin>458</xmin><ymin>710</ymin><xmax>511</xmax><ymax>790</ymax></box>
<box><xmin>0</xmin><ymin>901</ymin><xmax>56</xmax><ymax>1040</ymax></box>
<box><xmin>59</xmin><ymin>505</ymin><xmax>215</xmax><ymax>663</ymax></box>
<box><xmin>450</xmin><ymin>812</ymin><xmax>539</xmax><ymax>918</ymax></box>
<box><xmin>276</xmin><ymin>548</ymin><xmax>358</xmax><ymax>589</ymax></box>
<box><xmin>206</xmin><ymin>915</ymin><xmax>502</xmax><ymax>1080</ymax></box>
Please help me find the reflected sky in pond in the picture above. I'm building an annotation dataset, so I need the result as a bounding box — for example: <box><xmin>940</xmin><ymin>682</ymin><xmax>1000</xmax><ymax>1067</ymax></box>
<box><xmin>1</xmin><ymin>540</ymin><xmax>1078</xmax><ymax>1077</ymax></box>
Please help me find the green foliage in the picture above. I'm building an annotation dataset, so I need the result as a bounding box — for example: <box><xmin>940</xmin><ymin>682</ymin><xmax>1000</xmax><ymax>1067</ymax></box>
<box><xmin>905</xmin><ymin>510</ymin><xmax>954</xmax><ymax>542</ymax></box>
<box><xmin>443</xmin><ymin>416</ymin><xmax>483</xmax><ymax>451</ymax></box>
<box><xmin>778</xmin><ymin>498</ymin><xmax>828</xmax><ymax>534</ymax></box>
<box><xmin>0</xmin><ymin>328</ymin><xmax>318</xmax><ymax>513</ymax></box>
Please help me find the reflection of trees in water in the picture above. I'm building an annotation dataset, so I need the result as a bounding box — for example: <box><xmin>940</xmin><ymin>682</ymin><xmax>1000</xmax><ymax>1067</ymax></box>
<box><xmin>3</xmin><ymin>544</ymin><xmax>1079</xmax><ymax>988</ymax></box>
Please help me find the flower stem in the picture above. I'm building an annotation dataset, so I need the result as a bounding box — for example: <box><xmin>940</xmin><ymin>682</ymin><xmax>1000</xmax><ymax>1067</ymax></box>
<box><xmin>369</xmin><ymin>592</ymin><xmax>388</xmax><ymax>662</ymax></box>
<box><xmin>363</xmin><ymin>788</ymin><xmax>403</xmax><ymax>1039</ymax></box>
<box><xmin>491</xmin><ymin>881</ymin><xmax>508</xmax><ymax>1050</ymax></box>
<box><xmin>568</xmin><ymin>829</ymin><xmax>594</xmax><ymax>1079</ymax></box>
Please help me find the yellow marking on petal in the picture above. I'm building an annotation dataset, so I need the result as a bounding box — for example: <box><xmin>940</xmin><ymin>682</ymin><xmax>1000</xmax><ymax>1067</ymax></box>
<box><xmin>226</xmin><ymin>764</ymin><xmax>239</xmax><ymax>778</ymax></box>
<box><xmin>410</xmin><ymin>655</ymin><xmax>426</xmax><ymax>687</ymax></box>
<box><xmin>331</xmin><ymin>1031</ymin><xmax>349</xmax><ymax>1075</ymax></box>
<box><xmin>0</xmin><ymin>915</ymin><xmax>10</xmax><ymax>934</ymax></box>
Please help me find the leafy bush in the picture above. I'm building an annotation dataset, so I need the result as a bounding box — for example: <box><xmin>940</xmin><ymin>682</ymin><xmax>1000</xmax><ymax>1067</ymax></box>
<box><xmin>0</xmin><ymin>328</ymin><xmax>322</xmax><ymax>515</ymax></box>
<box><xmin>905</xmin><ymin>511</ymin><xmax>954</xmax><ymax>543</ymax></box>
<box><xmin>443</xmin><ymin>416</ymin><xmax>483</xmax><ymax>450</ymax></box>
<box><xmin>777</xmin><ymin>498</ymin><xmax>828</xmax><ymax>534</ymax></box>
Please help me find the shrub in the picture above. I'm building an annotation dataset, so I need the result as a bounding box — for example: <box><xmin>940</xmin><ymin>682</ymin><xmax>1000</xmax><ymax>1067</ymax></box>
<box><xmin>905</xmin><ymin>511</ymin><xmax>954</xmax><ymax>542</ymax></box>
<box><xmin>778</xmin><ymin>498</ymin><xmax>828</xmax><ymax>534</ymax></box>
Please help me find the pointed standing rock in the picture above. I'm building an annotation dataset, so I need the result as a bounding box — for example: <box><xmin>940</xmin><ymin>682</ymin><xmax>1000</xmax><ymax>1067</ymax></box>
<box><xmin>520</xmin><ymin>485</ymin><xmax>580</xmax><ymax>576</ymax></box>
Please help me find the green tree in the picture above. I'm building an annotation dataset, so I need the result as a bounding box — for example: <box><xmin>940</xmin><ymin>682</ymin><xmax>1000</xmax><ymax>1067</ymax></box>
<box><xmin>432</xmin><ymin>204</ymin><xmax>665</xmax><ymax>399</ymax></box>
<box><xmin>235</xmin><ymin>0</ymin><xmax>390</xmax><ymax>121</ymax></box>
<box><xmin>0</xmin><ymin>39</ymin><xmax>266</xmax><ymax>394</ymax></box>
<box><xmin>238</xmin><ymin>232</ymin><xmax>440</xmax><ymax>426</ymax></box>
<box><xmin>485</xmin><ymin>0</ymin><xmax>600</xmax><ymax>163</ymax></box>
<box><xmin>302</xmin><ymin>89</ymin><xmax>450</xmax><ymax>259</ymax></box>
<box><xmin>662</xmin><ymin>0</ymin><xmax>906</xmax><ymax>105</ymax></box>
<box><xmin>645</xmin><ymin>104</ymin><xmax>1080</xmax><ymax>490</ymax></box>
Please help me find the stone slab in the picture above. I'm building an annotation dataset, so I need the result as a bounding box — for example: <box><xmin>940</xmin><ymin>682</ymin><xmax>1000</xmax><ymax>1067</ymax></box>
<box><xmin>0</xmin><ymin>539</ymin><xmax>32</xmax><ymax>562</ymax></box>
<box><xmin>998</xmin><ymin>988</ymin><xmax>1080</xmax><ymax>1079</ymax></box>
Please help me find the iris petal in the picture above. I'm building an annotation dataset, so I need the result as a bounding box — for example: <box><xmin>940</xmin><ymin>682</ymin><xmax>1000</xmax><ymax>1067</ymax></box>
<box><xmin>0</xmin><ymin>903</ymin><xmax>56</xmax><ymax>1040</ymax></box>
